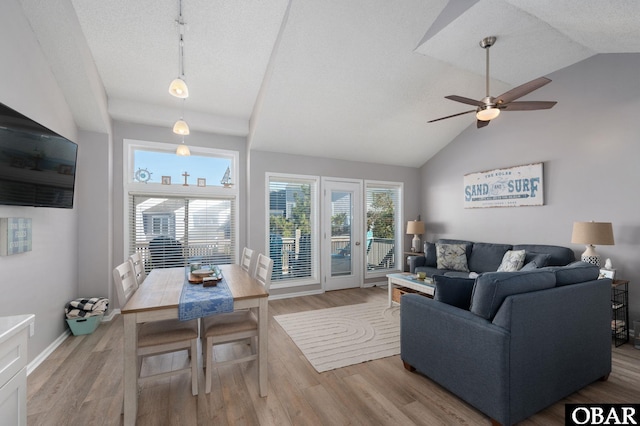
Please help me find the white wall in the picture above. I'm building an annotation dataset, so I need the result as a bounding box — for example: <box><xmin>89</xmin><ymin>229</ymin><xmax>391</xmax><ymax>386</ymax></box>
<box><xmin>420</xmin><ymin>53</ymin><xmax>640</xmax><ymax>323</ymax></box>
<box><xmin>0</xmin><ymin>0</ymin><xmax>80</xmax><ymax>361</ymax></box>
<box><xmin>249</xmin><ymin>150</ymin><xmax>421</xmax><ymax>296</ymax></box>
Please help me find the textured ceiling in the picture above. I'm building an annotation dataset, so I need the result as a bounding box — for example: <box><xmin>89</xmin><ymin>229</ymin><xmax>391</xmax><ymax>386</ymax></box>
<box><xmin>17</xmin><ymin>0</ymin><xmax>640</xmax><ymax>167</ymax></box>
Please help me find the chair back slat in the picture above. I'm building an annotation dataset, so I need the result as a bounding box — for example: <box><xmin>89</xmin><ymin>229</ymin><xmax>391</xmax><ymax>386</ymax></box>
<box><xmin>113</xmin><ymin>261</ymin><xmax>138</xmax><ymax>307</ymax></box>
<box><xmin>129</xmin><ymin>252</ymin><xmax>147</xmax><ymax>285</ymax></box>
<box><xmin>254</xmin><ymin>254</ymin><xmax>273</xmax><ymax>291</ymax></box>
<box><xmin>241</xmin><ymin>247</ymin><xmax>256</xmax><ymax>274</ymax></box>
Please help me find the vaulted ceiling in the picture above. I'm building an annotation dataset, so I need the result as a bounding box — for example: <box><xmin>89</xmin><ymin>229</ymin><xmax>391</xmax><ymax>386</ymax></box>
<box><xmin>18</xmin><ymin>0</ymin><xmax>640</xmax><ymax>167</ymax></box>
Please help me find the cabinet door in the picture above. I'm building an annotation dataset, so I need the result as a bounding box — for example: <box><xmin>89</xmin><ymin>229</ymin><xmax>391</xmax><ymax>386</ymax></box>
<box><xmin>0</xmin><ymin>368</ymin><xmax>27</xmax><ymax>426</ymax></box>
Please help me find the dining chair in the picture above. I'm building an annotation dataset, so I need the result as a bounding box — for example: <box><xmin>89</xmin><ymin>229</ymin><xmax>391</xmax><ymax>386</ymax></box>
<box><xmin>240</xmin><ymin>247</ymin><xmax>257</xmax><ymax>275</ymax></box>
<box><xmin>201</xmin><ymin>254</ymin><xmax>273</xmax><ymax>394</ymax></box>
<box><xmin>128</xmin><ymin>252</ymin><xmax>146</xmax><ymax>286</ymax></box>
<box><xmin>112</xmin><ymin>261</ymin><xmax>198</xmax><ymax>396</ymax></box>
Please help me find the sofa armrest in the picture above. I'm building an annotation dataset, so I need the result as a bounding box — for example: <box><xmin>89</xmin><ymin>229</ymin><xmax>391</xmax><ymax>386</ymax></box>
<box><xmin>400</xmin><ymin>294</ymin><xmax>510</xmax><ymax>417</ymax></box>
<box><xmin>408</xmin><ymin>255</ymin><xmax>425</xmax><ymax>273</ymax></box>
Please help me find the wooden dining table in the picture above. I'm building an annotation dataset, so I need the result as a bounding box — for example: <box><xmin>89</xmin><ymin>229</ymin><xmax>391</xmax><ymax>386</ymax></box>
<box><xmin>121</xmin><ymin>264</ymin><xmax>269</xmax><ymax>426</ymax></box>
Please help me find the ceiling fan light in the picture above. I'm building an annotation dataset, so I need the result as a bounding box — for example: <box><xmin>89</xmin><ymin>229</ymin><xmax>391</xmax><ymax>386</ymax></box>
<box><xmin>476</xmin><ymin>107</ymin><xmax>500</xmax><ymax>121</ymax></box>
<box><xmin>173</xmin><ymin>119</ymin><xmax>190</xmax><ymax>135</ymax></box>
<box><xmin>168</xmin><ymin>77</ymin><xmax>189</xmax><ymax>98</ymax></box>
<box><xmin>176</xmin><ymin>142</ymin><xmax>191</xmax><ymax>156</ymax></box>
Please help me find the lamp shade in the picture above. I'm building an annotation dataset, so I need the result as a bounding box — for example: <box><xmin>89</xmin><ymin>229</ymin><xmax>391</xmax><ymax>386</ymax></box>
<box><xmin>571</xmin><ymin>222</ymin><xmax>615</xmax><ymax>245</ymax></box>
<box><xmin>168</xmin><ymin>77</ymin><xmax>189</xmax><ymax>98</ymax></box>
<box><xmin>176</xmin><ymin>142</ymin><xmax>191</xmax><ymax>156</ymax></box>
<box><xmin>173</xmin><ymin>119</ymin><xmax>190</xmax><ymax>135</ymax></box>
<box><xmin>406</xmin><ymin>220</ymin><xmax>425</xmax><ymax>235</ymax></box>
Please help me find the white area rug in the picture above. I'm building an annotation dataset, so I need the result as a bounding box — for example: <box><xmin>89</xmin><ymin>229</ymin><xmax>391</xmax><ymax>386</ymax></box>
<box><xmin>274</xmin><ymin>301</ymin><xmax>400</xmax><ymax>373</ymax></box>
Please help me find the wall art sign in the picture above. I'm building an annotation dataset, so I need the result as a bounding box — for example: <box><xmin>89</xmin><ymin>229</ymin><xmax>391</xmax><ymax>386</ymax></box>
<box><xmin>464</xmin><ymin>162</ymin><xmax>544</xmax><ymax>209</ymax></box>
<box><xmin>0</xmin><ymin>217</ymin><xmax>32</xmax><ymax>255</ymax></box>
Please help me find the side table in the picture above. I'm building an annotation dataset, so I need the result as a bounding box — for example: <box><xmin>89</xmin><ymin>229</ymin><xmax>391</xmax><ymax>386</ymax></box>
<box><xmin>403</xmin><ymin>251</ymin><xmax>424</xmax><ymax>272</ymax></box>
<box><xmin>611</xmin><ymin>279</ymin><xmax>629</xmax><ymax>347</ymax></box>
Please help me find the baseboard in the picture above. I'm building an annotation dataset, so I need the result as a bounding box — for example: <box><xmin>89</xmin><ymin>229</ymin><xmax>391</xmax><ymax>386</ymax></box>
<box><xmin>268</xmin><ymin>288</ymin><xmax>324</xmax><ymax>300</ymax></box>
<box><xmin>27</xmin><ymin>311</ymin><xmax>119</xmax><ymax>375</ymax></box>
<box><xmin>27</xmin><ymin>329</ymin><xmax>70</xmax><ymax>375</ymax></box>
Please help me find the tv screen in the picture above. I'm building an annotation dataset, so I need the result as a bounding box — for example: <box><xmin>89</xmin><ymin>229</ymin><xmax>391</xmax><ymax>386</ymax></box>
<box><xmin>0</xmin><ymin>102</ymin><xmax>78</xmax><ymax>208</ymax></box>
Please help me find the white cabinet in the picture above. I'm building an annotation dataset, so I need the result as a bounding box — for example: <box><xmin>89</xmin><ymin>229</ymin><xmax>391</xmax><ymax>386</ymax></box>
<box><xmin>0</xmin><ymin>315</ymin><xmax>34</xmax><ymax>426</ymax></box>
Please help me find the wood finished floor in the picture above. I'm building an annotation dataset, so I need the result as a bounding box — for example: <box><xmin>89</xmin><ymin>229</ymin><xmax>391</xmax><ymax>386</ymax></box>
<box><xmin>27</xmin><ymin>286</ymin><xmax>640</xmax><ymax>425</ymax></box>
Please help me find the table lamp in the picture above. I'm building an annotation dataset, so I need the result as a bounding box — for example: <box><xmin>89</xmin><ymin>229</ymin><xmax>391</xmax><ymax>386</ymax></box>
<box><xmin>406</xmin><ymin>220</ymin><xmax>425</xmax><ymax>253</ymax></box>
<box><xmin>571</xmin><ymin>221</ymin><xmax>614</xmax><ymax>266</ymax></box>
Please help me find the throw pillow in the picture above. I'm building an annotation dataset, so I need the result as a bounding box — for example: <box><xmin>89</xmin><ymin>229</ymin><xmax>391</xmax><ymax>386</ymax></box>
<box><xmin>423</xmin><ymin>242</ymin><xmax>437</xmax><ymax>267</ymax></box>
<box><xmin>433</xmin><ymin>275</ymin><xmax>475</xmax><ymax>310</ymax></box>
<box><xmin>436</xmin><ymin>243</ymin><xmax>469</xmax><ymax>272</ymax></box>
<box><xmin>523</xmin><ymin>252</ymin><xmax>552</xmax><ymax>268</ymax></box>
<box><xmin>496</xmin><ymin>250</ymin><xmax>526</xmax><ymax>272</ymax></box>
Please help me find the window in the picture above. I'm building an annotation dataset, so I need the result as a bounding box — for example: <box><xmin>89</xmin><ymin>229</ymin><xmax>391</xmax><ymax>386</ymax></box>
<box><xmin>124</xmin><ymin>139</ymin><xmax>238</xmax><ymax>271</ymax></box>
<box><xmin>267</xmin><ymin>174</ymin><xmax>319</xmax><ymax>286</ymax></box>
<box><xmin>129</xmin><ymin>195</ymin><xmax>236</xmax><ymax>270</ymax></box>
<box><xmin>365</xmin><ymin>181</ymin><xmax>402</xmax><ymax>275</ymax></box>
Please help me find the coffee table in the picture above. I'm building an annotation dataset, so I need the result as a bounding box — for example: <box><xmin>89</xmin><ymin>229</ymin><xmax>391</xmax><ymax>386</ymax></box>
<box><xmin>387</xmin><ymin>273</ymin><xmax>435</xmax><ymax>307</ymax></box>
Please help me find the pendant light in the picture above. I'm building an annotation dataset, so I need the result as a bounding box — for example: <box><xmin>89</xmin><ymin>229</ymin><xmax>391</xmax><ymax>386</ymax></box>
<box><xmin>169</xmin><ymin>0</ymin><xmax>189</xmax><ymax>99</ymax></box>
<box><xmin>176</xmin><ymin>138</ymin><xmax>191</xmax><ymax>156</ymax></box>
<box><xmin>171</xmin><ymin>0</ymin><xmax>191</xmax><ymax>155</ymax></box>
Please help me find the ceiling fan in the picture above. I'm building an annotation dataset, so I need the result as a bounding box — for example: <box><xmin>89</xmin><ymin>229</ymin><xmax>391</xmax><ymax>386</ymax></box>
<box><xmin>428</xmin><ymin>36</ymin><xmax>557</xmax><ymax>128</ymax></box>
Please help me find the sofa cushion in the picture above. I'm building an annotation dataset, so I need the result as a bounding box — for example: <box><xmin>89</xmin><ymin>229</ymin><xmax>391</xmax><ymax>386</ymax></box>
<box><xmin>539</xmin><ymin>261</ymin><xmax>600</xmax><ymax>286</ymax></box>
<box><xmin>423</xmin><ymin>241</ymin><xmax>437</xmax><ymax>267</ymax></box>
<box><xmin>468</xmin><ymin>243</ymin><xmax>513</xmax><ymax>273</ymax></box>
<box><xmin>433</xmin><ymin>275</ymin><xmax>475</xmax><ymax>310</ymax></box>
<box><xmin>438</xmin><ymin>239</ymin><xmax>473</xmax><ymax>258</ymax></box>
<box><xmin>497</xmin><ymin>250</ymin><xmax>526</xmax><ymax>272</ymax></box>
<box><xmin>523</xmin><ymin>251</ymin><xmax>552</xmax><ymax>269</ymax></box>
<box><xmin>436</xmin><ymin>243</ymin><xmax>469</xmax><ymax>272</ymax></box>
<box><xmin>470</xmin><ymin>271</ymin><xmax>556</xmax><ymax>320</ymax></box>
<box><xmin>519</xmin><ymin>261</ymin><xmax>539</xmax><ymax>271</ymax></box>
<box><xmin>513</xmin><ymin>244</ymin><xmax>575</xmax><ymax>266</ymax></box>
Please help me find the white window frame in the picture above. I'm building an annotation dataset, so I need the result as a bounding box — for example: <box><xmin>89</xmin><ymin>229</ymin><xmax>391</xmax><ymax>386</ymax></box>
<box><xmin>265</xmin><ymin>172</ymin><xmax>320</xmax><ymax>289</ymax></box>
<box><xmin>364</xmin><ymin>180</ymin><xmax>404</xmax><ymax>279</ymax></box>
<box><xmin>123</xmin><ymin>139</ymin><xmax>239</xmax><ymax>262</ymax></box>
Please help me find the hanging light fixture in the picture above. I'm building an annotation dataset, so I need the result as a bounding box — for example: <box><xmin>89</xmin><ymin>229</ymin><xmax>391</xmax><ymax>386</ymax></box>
<box><xmin>169</xmin><ymin>0</ymin><xmax>189</xmax><ymax>99</ymax></box>
<box><xmin>171</xmin><ymin>0</ymin><xmax>191</xmax><ymax>155</ymax></box>
<box><xmin>176</xmin><ymin>138</ymin><xmax>191</xmax><ymax>156</ymax></box>
<box><xmin>173</xmin><ymin>98</ymin><xmax>190</xmax><ymax>135</ymax></box>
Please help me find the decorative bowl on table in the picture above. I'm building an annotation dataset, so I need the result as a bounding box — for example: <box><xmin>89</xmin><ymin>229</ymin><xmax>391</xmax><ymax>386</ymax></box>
<box><xmin>191</xmin><ymin>269</ymin><xmax>215</xmax><ymax>277</ymax></box>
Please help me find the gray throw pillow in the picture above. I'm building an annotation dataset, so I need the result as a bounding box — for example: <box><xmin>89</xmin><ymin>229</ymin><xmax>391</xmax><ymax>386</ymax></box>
<box><xmin>434</xmin><ymin>275</ymin><xmax>475</xmax><ymax>310</ymax></box>
<box><xmin>436</xmin><ymin>243</ymin><xmax>469</xmax><ymax>272</ymax></box>
<box><xmin>423</xmin><ymin>242</ymin><xmax>437</xmax><ymax>267</ymax></box>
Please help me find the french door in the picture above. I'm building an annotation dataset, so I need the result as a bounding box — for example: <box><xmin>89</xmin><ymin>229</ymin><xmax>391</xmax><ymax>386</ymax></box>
<box><xmin>322</xmin><ymin>178</ymin><xmax>363</xmax><ymax>291</ymax></box>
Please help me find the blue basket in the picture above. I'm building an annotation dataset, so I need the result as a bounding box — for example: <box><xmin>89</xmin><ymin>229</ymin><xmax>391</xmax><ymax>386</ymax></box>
<box><xmin>66</xmin><ymin>315</ymin><xmax>103</xmax><ymax>336</ymax></box>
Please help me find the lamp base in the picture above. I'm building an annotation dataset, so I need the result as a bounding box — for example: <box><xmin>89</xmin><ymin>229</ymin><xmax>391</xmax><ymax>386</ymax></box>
<box><xmin>412</xmin><ymin>235</ymin><xmax>421</xmax><ymax>252</ymax></box>
<box><xmin>581</xmin><ymin>244</ymin><xmax>601</xmax><ymax>266</ymax></box>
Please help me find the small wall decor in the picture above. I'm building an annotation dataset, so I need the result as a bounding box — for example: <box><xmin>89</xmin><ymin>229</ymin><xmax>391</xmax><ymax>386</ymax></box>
<box><xmin>0</xmin><ymin>217</ymin><xmax>32</xmax><ymax>256</ymax></box>
<box><xmin>197</xmin><ymin>178</ymin><xmax>206</xmax><ymax>187</ymax></box>
<box><xmin>182</xmin><ymin>171</ymin><xmax>190</xmax><ymax>186</ymax></box>
<box><xmin>161</xmin><ymin>176</ymin><xmax>171</xmax><ymax>185</ymax></box>
<box><xmin>463</xmin><ymin>162</ymin><xmax>544</xmax><ymax>208</ymax></box>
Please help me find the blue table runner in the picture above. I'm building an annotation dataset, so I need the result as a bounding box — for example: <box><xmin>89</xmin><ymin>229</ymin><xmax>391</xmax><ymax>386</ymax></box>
<box><xmin>178</xmin><ymin>268</ymin><xmax>234</xmax><ymax>321</ymax></box>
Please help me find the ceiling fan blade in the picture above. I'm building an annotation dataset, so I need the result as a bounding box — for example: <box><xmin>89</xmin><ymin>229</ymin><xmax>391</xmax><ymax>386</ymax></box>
<box><xmin>445</xmin><ymin>95</ymin><xmax>484</xmax><ymax>107</ymax></box>
<box><xmin>428</xmin><ymin>109</ymin><xmax>475</xmax><ymax>123</ymax></box>
<box><xmin>496</xmin><ymin>77</ymin><xmax>552</xmax><ymax>104</ymax></box>
<box><xmin>501</xmin><ymin>101</ymin><xmax>557</xmax><ymax>111</ymax></box>
<box><xmin>477</xmin><ymin>119</ymin><xmax>490</xmax><ymax>129</ymax></box>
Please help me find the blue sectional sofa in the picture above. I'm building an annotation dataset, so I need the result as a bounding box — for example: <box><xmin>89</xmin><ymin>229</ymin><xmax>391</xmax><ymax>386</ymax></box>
<box><xmin>400</xmin><ymin>262</ymin><xmax>612</xmax><ymax>426</ymax></box>
<box><xmin>409</xmin><ymin>239</ymin><xmax>576</xmax><ymax>277</ymax></box>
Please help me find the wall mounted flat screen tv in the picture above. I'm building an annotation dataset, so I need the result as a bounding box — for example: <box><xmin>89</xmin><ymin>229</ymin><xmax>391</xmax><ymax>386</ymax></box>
<box><xmin>0</xmin><ymin>102</ymin><xmax>78</xmax><ymax>208</ymax></box>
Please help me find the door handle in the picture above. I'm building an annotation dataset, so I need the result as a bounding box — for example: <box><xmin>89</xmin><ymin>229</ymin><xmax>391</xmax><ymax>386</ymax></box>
<box><xmin>355</xmin><ymin>242</ymin><xmax>361</xmax><ymax>246</ymax></box>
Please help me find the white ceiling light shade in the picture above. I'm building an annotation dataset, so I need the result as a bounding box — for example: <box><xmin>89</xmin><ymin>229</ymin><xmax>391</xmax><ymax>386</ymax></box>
<box><xmin>476</xmin><ymin>106</ymin><xmax>500</xmax><ymax>121</ymax></box>
<box><xmin>176</xmin><ymin>139</ymin><xmax>191</xmax><ymax>156</ymax></box>
<box><xmin>173</xmin><ymin>118</ymin><xmax>190</xmax><ymax>135</ymax></box>
<box><xmin>168</xmin><ymin>77</ymin><xmax>189</xmax><ymax>98</ymax></box>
